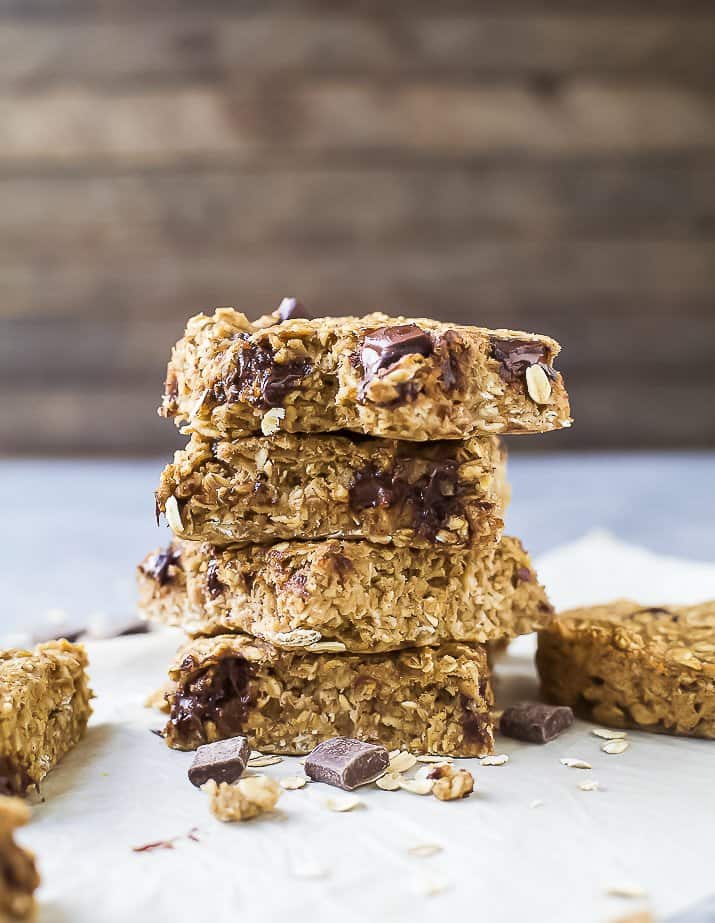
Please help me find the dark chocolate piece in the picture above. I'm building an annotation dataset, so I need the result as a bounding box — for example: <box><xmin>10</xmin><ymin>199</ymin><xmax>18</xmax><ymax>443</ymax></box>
<box><xmin>277</xmin><ymin>297</ymin><xmax>312</xmax><ymax>322</ymax></box>
<box><xmin>304</xmin><ymin>737</ymin><xmax>389</xmax><ymax>790</ymax></box>
<box><xmin>150</xmin><ymin>547</ymin><xmax>181</xmax><ymax>587</ymax></box>
<box><xmin>488</xmin><ymin>337</ymin><xmax>553</xmax><ymax>385</ymax></box>
<box><xmin>188</xmin><ymin>735</ymin><xmax>251</xmax><ymax>787</ymax></box>
<box><xmin>349</xmin><ymin>459</ymin><xmax>463</xmax><ymax>541</ymax></box>
<box><xmin>205</xmin><ymin>559</ymin><xmax>225</xmax><ymax>599</ymax></box>
<box><xmin>500</xmin><ymin>702</ymin><xmax>574</xmax><ymax>744</ymax></box>
<box><xmin>220</xmin><ymin>340</ymin><xmax>311</xmax><ymax>409</ymax></box>
<box><xmin>359</xmin><ymin>324</ymin><xmax>433</xmax><ymax>402</ymax></box>
<box><xmin>168</xmin><ymin>656</ymin><xmax>253</xmax><ymax>745</ymax></box>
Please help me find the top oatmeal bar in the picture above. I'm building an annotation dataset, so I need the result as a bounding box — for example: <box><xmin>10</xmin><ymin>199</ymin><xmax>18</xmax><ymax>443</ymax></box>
<box><xmin>160</xmin><ymin>307</ymin><xmax>571</xmax><ymax>442</ymax></box>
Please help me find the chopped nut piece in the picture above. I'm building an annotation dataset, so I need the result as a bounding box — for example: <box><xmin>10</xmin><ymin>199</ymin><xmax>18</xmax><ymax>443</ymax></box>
<box><xmin>375</xmin><ymin>772</ymin><xmax>401</xmax><ymax>791</ymax></box>
<box><xmin>427</xmin><ymin>764</ymin><xmax>474</xmax><ymax>801</ymax></box>
<box><xmin>408</xmin><ymin>844</ymin><xmax>443</xmax><ymax>858</ymax></box>
<box><xmin>602</xmin><ymin>739</ymin><xmax>630</xmax><ymax>755</ymax></box>
<box><xmin>247</xmin><ymin>755</ymin><xmax>283</xmax><ymax>768</ymax></box>
<box><xmin>591</xmin><ymin>728</ymin><xmax>627</xmax><ymax>740</ymax></box>
<box><xmin>388</xmin><ymin>751</ymin><xmax>417</xmax><ymax>774</ymax></box>
<box><xmin>399</xmin><ymin>778</ymin><xmax>434</xmax><ymax>796</ymax></box>
<box><xmin>325</xmin><ymin>795</ymin><xmax>361</xmax><ymax>812</ymax></box>
<box><xmin>164</xmin><ymin>495</ymin><xmax>184</xmax><ymax>534</ymax></box>
<box><xmin>280</xmin><ymin>776</ymin><xmax>308</xmax><ymax>790</ymax></box>
<box><xmin>202</xmin><ymin>776</ymin><xmax>281</xmax><ymax>822</ymax></box>
<box><xmin>415</xmin><ymin>754</ymin><xmax>454</xmax><ymax>764</ymax></box>
<box><xmin>260</xmin><ymin>407</ymin><xmax>285</xmax><ymax>436</ymax></box>
<box><xmin>525</xmin><ymin>364</ymin><xmax>552</xmax><ymax>405</ymax></box>
<box><xmin>481</xmin><ymin>753</ymin><xmax>509</xmax><ymax>766</ymax></box>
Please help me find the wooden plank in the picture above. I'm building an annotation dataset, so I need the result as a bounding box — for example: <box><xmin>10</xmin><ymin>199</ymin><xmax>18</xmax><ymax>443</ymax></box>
<box><xmin>0</xmin><ymin>240</ymin><xmax>713</xmax><ymax>321</ymax></box>
<box><xmin>0</xmin><ymin>14</ymin><xmax>712</xmax><ymax>88</ymax></box>
<box><xmin>0</xmin><ymin>165</ymin><xmax>712</xmax><ymax>258</ymax></box>
<box><xmin>1</xmin><ymin>379</ymin><xmax>712</xmax><ymax>454</ymax></box>
<box><xmin>0</xmin><ymin>82</ymin><xmax>713</xmax><ymax>168</ymax></box>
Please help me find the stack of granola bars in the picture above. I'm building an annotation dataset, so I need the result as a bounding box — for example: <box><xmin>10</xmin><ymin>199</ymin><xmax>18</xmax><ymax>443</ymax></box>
<box><xmin>138</xmin><ymin>300</ymin><xmax>571</xmax><ymax>756</ymax></box>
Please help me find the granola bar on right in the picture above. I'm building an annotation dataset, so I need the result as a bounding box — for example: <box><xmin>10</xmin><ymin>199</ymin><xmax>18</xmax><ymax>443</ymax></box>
<box><xmin>162</xmin><ymin>633</ymin><xmax>494</xmax><ymax>757</ymax></box>
<box><xmin>537</xmin><ymin>600</ymin><xmax>715</xmax><ymax>739</ymax></box>
<box><xmin>0</xmin><ymin>798</ymin><xmax>39</xmax><ymax>921</ymax></box>
<box><xmin>156</xmin><ymin>432</ymin><xmax>507</xmax><ymax>548</ymax></box>
<box><xmin>0</xmin><ymin>641</ymin><xmax>93</xmax><ymax>795</ymax></box>
<box><xmin>160</xmin><ymin>308</ymin><xmax>571</xmax><ymax>442</ymax></box>
<box><xmin>138</xmin><ymin>535</ymin><xmax>552</xmax><ymax>652</ymax></box>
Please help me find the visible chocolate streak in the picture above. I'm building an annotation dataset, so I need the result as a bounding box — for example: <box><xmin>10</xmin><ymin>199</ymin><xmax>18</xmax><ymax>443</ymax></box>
<box><xmin>216</xmin><ymin>338</ymin><xmax>311</xmax><ymax>409</ymax></box>
<box><xmin>488</xmin><ymin>337</ymin><xmax>555</xmax><ymax>385</ymax></box>
<box><xmin>205</xmin><ymin>559</ymin><xmax>225</xmax><ymax>600</ymax></box>
<box><xmin>460</xmin><ymin>695</ymin><xmax>491</xmax><ymax>747</ymax></box>
<box><xmin>169</xmin><ymin>657</ymin><xmax>253</xmax><ymax>745</ymax></box>
<box><xmin>277</xmin><ymin>297</ymin><xmax>313</xmax><ymax>322</ymax></box>
<box><xmin>150</xmin><ymin>547</ymin><xmax>181</xmax><ymax>587</ymax></box>
<box><xmin>349</xmin><ymin>460</ymin><xmax>462</xmax><ymax>541</ymax></box>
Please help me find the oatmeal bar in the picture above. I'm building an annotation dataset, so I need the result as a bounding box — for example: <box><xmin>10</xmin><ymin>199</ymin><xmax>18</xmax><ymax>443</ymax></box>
<box><xmin>162</xmin><ymin>634</ymin><xmax>494</xmax><ymax>756</ymax></box>
<box><xmin>160</xmin><ymin>308</ymin><xmax>571</xmax><ymax>442</ymax></box>
<box><xmin>156</xmin><ymin>432</ymin><xmax>507</xmax><ymax>548</ymax></box>
<box><xmin>0</xmin><ymin>641</ymin><xmax>93</xmax><ymax>795</ymax></box>
<box><xmin>138</xmin><ymin>535</ymin><xmax>552</xmax><ymax>652</ymax></box>
<box><xmin>0</xmin><ymin>798</ymin><xmax>39</xmax><ymax>921</ymax></box>
<box><xmin>537</xmin><ymin>600</ymin><xmax>715</xmax><ymax>739</ymax></box>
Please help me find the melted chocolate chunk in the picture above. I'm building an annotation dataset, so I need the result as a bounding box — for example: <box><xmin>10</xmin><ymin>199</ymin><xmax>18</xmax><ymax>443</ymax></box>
<box><xmin>305</xmin><ymin>738</ymin><xmax>389</xmax><ymax>790</ymax></box>
<box><xmin>460</xmin><ymin>695</ymin><xmax>491</xmax><ymax>747</ymax></box>
<box><xmin>188</xmin><ymin>735</ymin><xmax>251</xmax><ymax>787</ymax></box>
<box><xmin>219</xmin><ymin>339</ymin><xmax>311</xmax><ymax>409</ymax></box>
<box><xmin>349</xmin><ymin>460</ymin><xmax>462</xmax><ymax>541</ymax></box>
<box><xmin>277</xmin><ymin>297</ymin><xmax>313</xmax><ymax>322</ymax></box>
<box><xmin>500</xmin><ymin>702</ymin><xmax>574</xmax><ymax>744</ymax></box>
<box><xmin>205</xmin><ymin>559</ymin><xmax>225</xmax><ymax>600</ymax></box>
<box><xmin>151</xmin><ymin>547</ymin><xmax>181</xmax><ymax>587</ymax></box>
<box><xmin>358</xmin><ymin>324</ymin><xmax>433</xmax><ymax>402</ymax></box>
<box><xmin>169</xmin><ymin>656</ymin><xmax>253</xmax><ymax>745</ymax></box>
<box><xmin>489</xmin><ymin>337</ymin><xmax>553</xmax><ymax>385</ymax></box>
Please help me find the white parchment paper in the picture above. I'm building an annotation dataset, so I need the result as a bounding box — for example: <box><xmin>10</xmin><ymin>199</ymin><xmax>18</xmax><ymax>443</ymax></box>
<box><xmin>21</xmin><ymin>533</ymin><xmax>715</xmax><ymax>923</ymax></box>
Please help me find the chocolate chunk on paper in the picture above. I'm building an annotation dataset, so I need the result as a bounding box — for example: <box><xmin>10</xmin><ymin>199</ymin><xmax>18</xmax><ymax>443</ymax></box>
<box><xmin>500</xmin><ymin>702</ymin><xmax>574</xmax><ymax>744</ymax></box>
<box><xmin>305</xmin><ymin>738</ymin><xmax>389</xmax><ymax>790</ymax></box>
<box><xmin>188</xmin><ymin>735</ymin><xmax>251</xmax><ymax>787</ymax></box>
<box><xmin>277</xmin><ymin>297</ymin><xmax>312</xmax><ymax>322</ymax></box>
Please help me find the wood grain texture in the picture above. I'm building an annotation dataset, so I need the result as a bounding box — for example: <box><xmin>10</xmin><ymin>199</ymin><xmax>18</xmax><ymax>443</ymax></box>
<box><xmin>0</xmin><ymin>3</ymin><xmax>713</xmax><ymax>452</ymax></box>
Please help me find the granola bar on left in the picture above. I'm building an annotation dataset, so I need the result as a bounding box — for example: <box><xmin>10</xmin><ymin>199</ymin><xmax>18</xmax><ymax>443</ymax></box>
<box><xmin>0</xmin><ymin>641</ymin><xmax>92</xmax><ymax>795</ymax></box>
<box><xmin>162</xmin><ymin>634</ymin><xmax>494</xmax><ymax>757</ymax></box>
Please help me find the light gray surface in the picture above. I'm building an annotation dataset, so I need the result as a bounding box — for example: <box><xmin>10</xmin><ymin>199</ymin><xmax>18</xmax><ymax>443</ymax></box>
<box><xmin>1</xmin><ymin>452</ymin><xmax>713</xmax><ymax>634</ymax></box>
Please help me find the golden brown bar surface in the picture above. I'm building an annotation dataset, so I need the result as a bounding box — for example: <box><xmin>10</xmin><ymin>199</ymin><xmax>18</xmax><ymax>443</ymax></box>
<box><xmin>160</xmin><ymin>308</ymin><xmax>571</xmax><ymax>442</ymax></box>
<box><xmin>163</xmin><ymin>634</ymin><xmax>494</xmax><ymax>757</ymax></box>
<box><xmin>0</xmin><ymin>797</ymin><xmax>39</xmax><ymax>921</ymax></box>
<box><xmin>138</xmin><ymin>535</ymin><xmax>552</xmax><ymax>652</ymax></box>
<box><xmin>156</xmin><ymin>432</ymin><xmax>507</xmax><ymax>548</ymax></box>
<box><xmin>537</xmin><ymin>600</ymin><xmax>715</xmax><ymax>739</ymax></box>
<box><xmin>0</xmin><ymin>640</ymin><xmax>93</xmax><ymax>795</ymax></box>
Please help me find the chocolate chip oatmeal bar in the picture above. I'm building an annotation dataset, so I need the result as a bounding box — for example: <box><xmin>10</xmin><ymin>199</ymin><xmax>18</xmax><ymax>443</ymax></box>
<box><xmin>537</xmin><ymin>600</ymin><xmax>715</xmax><ymax>739</ymax></box>
<box><xmin>0</xmin><ymin>641</ymin><xmax>93</xmax><ymax>795</ymax></box>
<box><xmin>0</xmin><ymin>798</ymin><xmax>39</xmax><ymax>921</ymax></box>
<box><xmin>138</xmin><ymin>535</ymin><xmax>551</xmax><ymax>652</ymax></box>
<box><xmin>160</xmin><ymin>308</ymin><xmax>571</xmax><ymax>441</ymax></box>
<box><xmin>156</xmin><ymin>432</ymin><xmax>507</xmax><ymax>547</ymax></box>
<box><xmin>162</xmin><ymin>634</ymin><xmax>494</xmax><ymax>756</ymax></box>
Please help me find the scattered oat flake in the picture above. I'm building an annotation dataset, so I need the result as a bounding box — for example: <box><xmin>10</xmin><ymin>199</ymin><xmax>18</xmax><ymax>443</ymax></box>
<box><xmin>607</xmin><ymin>883</ymin><xmax>647</xmax><ymax>899</ymax></box>
<box><xmin>481</xmin><ymin>753</ymin><xmax>509</xmax><ymax>766</ymax></box>
<box><xmin>325</xmin><ymin>795</ymin><xmax>361</xmax><ymax>812</ymax></box>
<box><xmin>408</xmin><ymin>844</ymin><xmax>443</xmax><ymax>858</ymax></box>
<box><xmin>416</xmin><ymin>755</ymin><xmax>453</xmax><ymax>764</ymax></box>
<box><xmin>248</xmin><ymin>755</ymin><xmax>283</xmax><ymax>767</ymax></box>
<box><xmin>591</xmin><ymin>728</ymin><xmax>627</xmax><ymax>740</ymax></box>
<box><xmin>399</xmin><ymin>777</ymin><xmax>433</xmax><ymax>796</ymax></box>
<box><xmin>375</xmin><ymin>772</ymin><xmax>401</xmax><ymax>791</ymax></box>
<box><xmin>529</xmin><ymin>799</ymin><xmax>544</xmax><ymax>808</ymax></box>
<box><xmin>579</xmin><ymin>780</ymin><xmax>600</xmax><ymax>791</ymax></box>
<box><xmin>416</xmin><ymin>874</ymin><xmax>449</xmax><ymax>897</ymax></box>
<box><xmin>280</xmin><ymin>776</ymin><xmax>308</xmax><ymax>790</ymax></box>
<box><xmin>389</xmin><ymin>751</ymin><xmax>417</xmax><ymax>774</ymax></box>
<box><xmin>560</xmin><ymin>758</ymin><xmax>592</xmax><ymax>769</ymax></box>
<box><xmin>602</xmin><ymin>739</ymin><xmax>630</xmax><ymax>755</ymax></box>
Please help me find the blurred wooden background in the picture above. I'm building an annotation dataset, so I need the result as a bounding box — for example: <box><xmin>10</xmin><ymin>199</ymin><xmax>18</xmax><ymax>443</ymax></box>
<box><xmin>1</xmin><ymin>1</ymin><xmax>714</xmax><ymax>454</ymax></box>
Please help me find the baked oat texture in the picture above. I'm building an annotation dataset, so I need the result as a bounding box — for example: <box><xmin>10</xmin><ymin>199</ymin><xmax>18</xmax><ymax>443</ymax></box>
<box><xmin>0</xmin><ymin>641</ymin><xmax>93</xmax><ymax>795</ymax></box>
<box><xmin>156</xmin><ymin>432</ymin><xmax>508</xmax><ymax>548</ymax></box>
<box><xmin>0</xmin><ymin>797</ymin><xmax>40</xmax><ymax>921</ymax></box>
<box><xmin>163</xmin><ymin>634</ymin><xmax>494</xmax><ymax>757</ymax></box>
<box><xmin>138</xmin><ymin>535</ymin><xmax>552</xmax><ymax>652</ymax></box>
<box><xmin>537</xmin><ymin>599</ymin><xmax>715</xmax><ymax>738</ymax></box>
<box><xmin>160</xmin><ymin>308</ymin><xmax>571</xmax><ymax>441</ymax></box>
